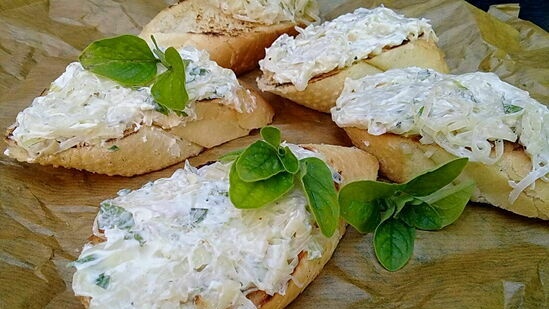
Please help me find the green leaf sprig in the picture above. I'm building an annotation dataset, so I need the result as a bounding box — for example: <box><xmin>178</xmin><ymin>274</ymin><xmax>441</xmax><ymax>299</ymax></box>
<box><xmin>338</xmin><ymin>158</ymin><xmax>474</xmax><ymax>271</ymax></box>
<box><xmin>226</xmin><ymin>126</ymin><xmax>339</xmax><ymax>237</ymax></box>
<box><xmin>79</xmin><ymin>34</ymin><xmax>188</xmax><ymax>114</ymax></box>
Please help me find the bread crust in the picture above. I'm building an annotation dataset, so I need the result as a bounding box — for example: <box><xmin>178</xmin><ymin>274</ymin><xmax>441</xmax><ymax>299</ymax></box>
<box><xmin>5</xmin><ymin>91</ymin><xmax>274</xmax><ymax>176</ymax></box>
<box><xmin>257</xmin><ymin>38</ymin><xmax>449</xmax><ymax>113</ymax></box>
<box><xmin>76</xmin><ymin>144</ymin><xmax>379</xmax><ymax>308</ymax></box>
<box><xmin>343</xmin><ymin>127</ymin><xmax>549</xmax><ymax>220</ymax></box>
<box><xmin>140</xmin><ymin>0</ymin><xmax>303</xmax><ymax>75</ymax></box>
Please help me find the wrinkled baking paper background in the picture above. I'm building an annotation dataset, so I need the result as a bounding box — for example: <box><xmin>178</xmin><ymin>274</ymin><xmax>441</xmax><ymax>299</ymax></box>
<box><xmin>0</xmin><ymin>0</ymin><xmax>547</xmax><ymax>308</ymax></box>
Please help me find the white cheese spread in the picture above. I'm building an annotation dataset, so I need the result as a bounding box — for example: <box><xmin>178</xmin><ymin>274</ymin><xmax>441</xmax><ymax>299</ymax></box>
<box><xmin>259</xmin><ymin>7</ymin><xmax>436</xmax><ymax>91</ymax></box>
<box><xmin>72</xmin><ymin>146</ymin><xmax>329</xmax><ymax>309</ymax></box>
<box><xmin>332</xmin><ymin>67</ymin><xmax>549</xmax><ymax>203</ymax></box>
<box><xmin>215</xmin><ymin>0</ymin><xmax>320</xmax><ymax>25</ymax></box>
<box><xmin>7</xmin><ymin>46</ymin><xmax>246</xmax><ymax>160</ymax></box>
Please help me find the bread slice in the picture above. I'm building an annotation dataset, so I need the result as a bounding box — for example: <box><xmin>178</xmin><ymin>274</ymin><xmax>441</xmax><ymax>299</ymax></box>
<box><xmin>72</xmin><ymin>144</ymin><xmax>379</xmax><ymax>308</ymax></box>
<box><xmin>140</xmin><ymin>0</ymin><xmax>320</xmax><ymax>75</ymax></box>
<box><xmin>332</xmin><ymin>67</ymin><xmax>548</xmax><ymax>219</ymax></box>
<box><xmin>4</xmin><ymin>47</ymin><xmax>275</xmax><ymax>176</ymax></box>
<box><xmin>257</xmin><ymin>7</ymin><xmax>449</xmax><ymax>113</ymax></box>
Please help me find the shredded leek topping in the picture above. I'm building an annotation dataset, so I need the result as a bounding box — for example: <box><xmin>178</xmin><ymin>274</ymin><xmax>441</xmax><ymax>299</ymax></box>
<box><xmin>259</xmin><ymin>7</ymin><xmax>436</xmax><ymax>90</ymax></box>
<box><xmin>216</xmin><ymin>0</ymin><xmax>320</xmax><ymax>25</ymax></box>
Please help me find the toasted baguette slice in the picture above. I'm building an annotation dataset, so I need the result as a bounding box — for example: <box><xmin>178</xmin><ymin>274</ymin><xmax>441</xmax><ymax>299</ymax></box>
<box><xmin>72</xmin><ymin>144</ymin><xmax>379</xmax><ymax>308</ymax></box>
<box><xmin>332</xmin><ymin>68</ymin><xmax>548</xmax><ymax>219</ymax></box>
<box><xmin>4</xmin><ymin>46</ymin><xmax>275</xmax><ymax>176</ymax></box>
<box><xmin>257</xmin><ymin>7</ymin><xmax>449</xmax><ymax>113</ymax></box>
<box><xmin>5</xmin><ymin>91</ymin><xmax>273</xmax><ymax>176</ymax></box>
<box><xmin>140</xmin><ymin>0</ymin><xmax>320</xmax><ymax>75</ymax></box>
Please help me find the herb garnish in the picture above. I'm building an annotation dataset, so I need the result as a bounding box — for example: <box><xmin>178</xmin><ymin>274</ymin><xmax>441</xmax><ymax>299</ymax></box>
<box><xmin>226</xmin><ymin>126</ymin><xmax>339</xmax><ymax>237</ymax></box>
<box><xmin>338</xmin><ymin>158</ymin><xmax>474</xmax><ymax>271</ymax></box>
<box><xmin>95</xmin><ymin>273</ymin><xmax>111</xmax><ymax>289</ymax></box>
<box><xmin>79</xmin><ymin>34</ymin><xmax>188</xmax><ymax>114</ymax></box>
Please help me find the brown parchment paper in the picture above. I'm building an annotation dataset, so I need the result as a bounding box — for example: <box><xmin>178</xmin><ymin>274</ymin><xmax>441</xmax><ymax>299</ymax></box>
<box><xmin>0</xmin><ymin>0</ymin><xmax>548</xmax><ymax>308</ymax></box>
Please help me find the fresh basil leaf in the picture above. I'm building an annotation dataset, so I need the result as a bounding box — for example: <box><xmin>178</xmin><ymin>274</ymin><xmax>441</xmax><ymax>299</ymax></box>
<box><xmin>299</xmin><ymin>157</ymin><xmax>339</xmax><ymax>237</ymax></box>
<box><xmin>426</xmin><ymin>181</ymin><xmax>475</xmax><ymax>227</ymax></box>
<box><xmin>402</xmin><ymin>158</ymin><xmax>468</xmax><ymax>196</ymax></box>
<box><xmin>218</xmin><ymin>148</ymin><xmax>244</xmax><ymax>163</ymax></box>
<box><xmin>260</xmin><ymin>126</ymin><xmax>281</xmax><ymax>148</ymax></box>
<box><xmin>399</xmin><ymin>199</ymin><xmax>442</xmax><ymax>230</ymax></box>
<box><xmin>95</xmin><ymin>273</ymin><xmax>111</xmax><ymax>289</ymax></box>
<box><xmin>235</xmin><ymin>140</ymin><xmax>284</xmax><ymax>182</ymax></box>
<box><xmin>339</xmin><ymin>181</ymin><xmax>400</xmax><ymax>233</ymax></box>
<box><xmin>373</xmin><ymin>218</ymin><xmax>415</xmax><ymax>271</ymax></box>
<box><xmin>151</xmin><ymin>47</ymin><xmax>188</xmax><ymax>113</ymax></box>
<box><xmin>97</xmin><ymin>202</ymin><xmax>134</xmax><ymax>231</ymax></box>
<box><xmin>164</xmin><ymin>46</ymin><xmax>185</xmax><ymax>73</ymax></box>
<box><xmin>79</xmin><ymin>35</ymin><xmax>158</xmax><ymax>86</ymax></box>
<box><xmin>278</xmin><ymin>146</ymin><xmax>299</xmax><ymax>174</ymax></box>
<box><xmin>229</xmin><ymin>164</ymin><xmax>294</xmax><ymax>209</ymax></box>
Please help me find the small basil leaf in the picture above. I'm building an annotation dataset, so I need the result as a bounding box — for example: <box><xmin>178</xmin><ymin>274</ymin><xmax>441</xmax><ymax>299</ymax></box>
<box><xmin>229</xmin><ymin>164</ymin><xmax>294</xmax><ymax>209</ymax></box>
<box><xmin>151</xmin><ymin>47</ymin><xmax>188</xmax><ymax>113</ymax></box>
<box><xmin>339</xmin><ymin>181</ymin><xmax>400</xmax><ymax>233</ymax></box>
<box><xmin>399</xmin><ymin>199</ymin><xmax>442</xmax><ymax>230</ymax></box>
<box><xmin>278</xmin><ymin>146</ymin><xmax>299</xmax><ymax>174</ymax></box>
<box><xmin>299</xmin><ymin>157</ymin><xmax>339</xmax><ymax>237</ymax></box>
<box><xmin>402</xmin><ymin>158</ymin><xmax>468</xmax><ymax>196</ymax></box>
<box><xmin>374</xmin><ymin>218</ymin><xmax>415</xmax><ymax>271</ymax></box>
<box><xmin>164</xmin><ymin>46</ymin><xmax>185</xmax><ymax>73</ymax></box>
<box><xmin>427</xmin><ymin>181</ymin><xmax>475</xmax><ymax>227</ymax></box>
<box><xmin>79</xmin><ymin>35</ymin><xmax>158</xmax><ymax>86</ymax></box>
<box><xmin>260</xmin><ymin>126</ymin><xmax>281</xmax><ymax>148</ymax></box>
<box><xmin>235</xmin><ymin>140</ymin><xmax>285</xmax><ymax>182</ymax></box>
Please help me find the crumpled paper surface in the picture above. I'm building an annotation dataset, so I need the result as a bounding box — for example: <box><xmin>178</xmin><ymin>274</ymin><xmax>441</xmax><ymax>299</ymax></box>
<box><xmin>0</xmin><ymin>0</ymin><xmax>547</xmax><ymax>308</ymax></box>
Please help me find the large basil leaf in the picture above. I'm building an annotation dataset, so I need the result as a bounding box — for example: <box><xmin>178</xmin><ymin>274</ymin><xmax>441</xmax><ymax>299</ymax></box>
<box><xmin>402</xmin><ymin>158</ymin><xmax>468</xmax><ymax>196</ymax></box>
<box><xmin>399</xmin><ymin>199</ymin><xmax>443</xmax><ymax>230</ymax></box>
<box><xmin>299</xmin><ymin>157</ymin><xmax>339</xmax><ymax>237</ymax></box>
<box><xmin>229</xmin><ymin>164</ymin><xmax>294</xmax><ymax>209</ymax></box>
<box><xmin>373</xmin><ymin>218</ymin><xmax>415</xmax><ymax>271</ymax></box>
<box><xmin>339</xmin><ymin>181</ymin><xmax>400</xmax><ymax>233</ymax></box>
<box><xmin>79</xmin><ymin>35</ymin><xmax>158</xmax><ymax>86</ymax></box>
<box><xmin>427</xmin><ymin>181</ymin><xmax>475</xmax><ymax>227</ymax></box>
<box><xmin>235</xmin><ymin>140</ymin><xmax>285</xmax><ymax>182</ymax></box>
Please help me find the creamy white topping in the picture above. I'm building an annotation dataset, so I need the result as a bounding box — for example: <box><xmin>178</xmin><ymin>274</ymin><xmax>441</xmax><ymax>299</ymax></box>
<box><xmin>332</xmin><ymin>67</ymin><xmax>549</xmax><ymax>203</ymax></box>
<box><xmin>72</xmin><ymin>146</ymin><xmax>330</xmax><ymax>308</ymax></box>
<box><xmin>259</xmin><ymin>7</ymin><xmax>436</xmax><ymax>90</ymax></box>
<box><xmin>7</xmin><ymin>46</ymin><xmax>247</xmax><ymax>160</ymax></box>
<box><xmin>215</xmin><ymin>0</ymin><xmax>320</xmax><ymax>25</ymax></box>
